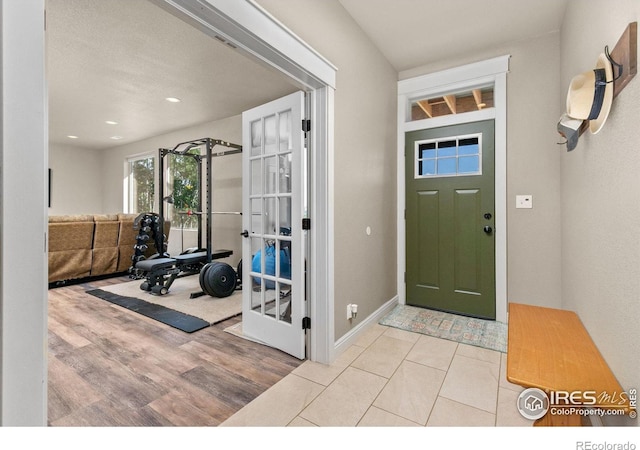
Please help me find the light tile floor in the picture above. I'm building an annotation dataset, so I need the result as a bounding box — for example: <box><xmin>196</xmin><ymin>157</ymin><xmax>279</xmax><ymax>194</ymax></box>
<box><xmin>220</xmin><ymin>323</ymin><xmax>533</xmax><ymax>427</ymax></box>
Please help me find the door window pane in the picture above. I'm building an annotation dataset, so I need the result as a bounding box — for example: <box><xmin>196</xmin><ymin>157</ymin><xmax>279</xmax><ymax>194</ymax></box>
<box><xmin>437</xmin><ymin>158</ymin><xmax>456</xmax><ymax>175</ymax></box>
<box><xmin>279</xmin><ymin>154</ymin><xmax>292</xmax><ymax>193</ymax></box>
<box><xmin>419</xmin><ymin>159</ymin><xmax>436</xmax><ymax>176</ymax></box>
<box><xmin>278</xmin><ymin>281</ymin><xmax>292</xmax><ymax>324</ymax></box>
<box><xmin>251</xmin><ymin>120</ymin><xmax>262</xmax><ymax>156</ymax></box>
<box><xmin>415</xmin><ymin>133</ymin><xmax>482</xmax><ymax>178</ymax></box>
<box><xmin>264</xmin><ymin>156</ymin><xmax>277</xmax><ymax>194</ymax></box>
<box><xmin>264</xmin><ymin>114</ymin><xmax>277</xmax><ymax>154</ymax></box>
<box><xmin>459</xmin><ymin>137</ymin><xmax>479</xmax><ymax>155</ymax></box>
<box><xmin>437</xmin><ymin>140</ymin><xmax>456</xmax><ymax>157</ymax></box>
<box><xmin>251</xmin><ymin>159</ymin><xmax>262</xmax><ymax>195</ymax></box>
<box><xmin>458</xmin><ymin>156</ymin><xmax>480</xmax><ymax>174</ymax></box>
<box><xmin>279</xmin><ymin>110</ymin><xmax>291</xmax><ymax>152</ymax></box>
<box><xmin>264</xmin><ymin>197</ymin><xmax>276</xmax><ymax>235</ymax></box>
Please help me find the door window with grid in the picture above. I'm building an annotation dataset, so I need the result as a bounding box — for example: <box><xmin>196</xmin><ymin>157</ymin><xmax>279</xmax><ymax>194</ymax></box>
<box><xmin>415</xmin><ymin>134</ymin><xmax>482</xmax><ymax>178</ymax></box>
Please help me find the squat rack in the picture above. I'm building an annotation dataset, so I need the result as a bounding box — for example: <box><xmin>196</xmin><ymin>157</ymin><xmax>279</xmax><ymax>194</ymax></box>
<box><xmin>158</xmin><ymin>138</ymin><xmax>242</xmax><ymax>264</ymax></box>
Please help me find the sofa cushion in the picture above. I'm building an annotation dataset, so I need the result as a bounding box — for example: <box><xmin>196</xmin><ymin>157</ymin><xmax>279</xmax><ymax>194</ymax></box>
<box><xmin>92</xmin><ymin>219</ymin><xmax>120</xmax><ymax>276</ymax></box>
<box><xmin>93</xmin><ymin>221</ymin><xmax>119</xmax><ymax>249</ymax></box>
<box><xmin>117</xmin><ymin>213</ymin><xmax>138</xmax><ymax>221</ymax></box>
<box><xmin>49</xmin><ymin>214</ymin><xmax>94</xmax><ymax>223</ymax></box>
<box><xmin>48</xmin><ymin>249</ymin><xmax>92</xmax><ymax>282</ymax></box>
<box><xmin>91</xmin><ymin>248</ymin><xmax>119</xmax><ymax>276</ymax></box>
<box><xmin>48</xmin><ymin>221</ymin><xmax>95</xmax><ymax>252</ymax></box>
<box><xmin>93</xmin><ymin>214</ymin><xmax>119</xmax><ymax>222</ymax></box>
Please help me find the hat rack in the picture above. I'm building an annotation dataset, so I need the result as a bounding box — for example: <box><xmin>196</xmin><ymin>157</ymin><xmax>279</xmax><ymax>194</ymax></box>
<box><xmin>577</xmin><ymin>21</ymin><xmax>637</xmax><ymax>137</ymax></box>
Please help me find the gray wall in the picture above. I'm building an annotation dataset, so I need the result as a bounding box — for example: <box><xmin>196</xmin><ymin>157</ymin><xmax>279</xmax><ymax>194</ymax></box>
<box><xmin>401</xmin><ymin>33</ymin><xmax>565</xmax><ymax>310</ymax></box>
<box><xmin>560</xmin><ymin>0</ymin><xmax>639</xmax><ymax>426</ymax></box>
<box><xmin>49</xmin><ymin>143</ymin><xmax>104</xmax><ymax>215</ymax></box>
<box><xmin>257</xmin><ymin>0</ymin><xmax>399</xmax><ymax>341</ymax></box>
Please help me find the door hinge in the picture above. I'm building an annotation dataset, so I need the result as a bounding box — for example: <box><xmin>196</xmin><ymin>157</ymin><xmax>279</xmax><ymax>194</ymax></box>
<box><xmin>302</xmin><ymin>119</ymin><xmax>311</xmax><ymax>132</ymax></box>
<box><xmin>302</xmin><ymin>317</ymin><xmax>311</xmax><ymax>330</ymax></box>
<box><xmin>302</xmin><ymin>218</ymin><xmax>311</xmax><ymax>230</ymax></box>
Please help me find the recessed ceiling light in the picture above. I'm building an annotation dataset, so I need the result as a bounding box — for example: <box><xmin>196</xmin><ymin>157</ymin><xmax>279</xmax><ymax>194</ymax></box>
<box><xmin>67</xmin><ymin>135</ymin><xmax>79</xmax><ymax>139</ymax></box>
<box><xmin>110</xmin><ymin>136</ymin><xmax>123</xmax><ymax>140</ymax></box>
<box><xmin>165</xmin><ymin>97</ymin><xmax>181</xmax><ymax>103</ymax></box>
<box><xmin>105</xmin><ymin>120</ymin><xmax>118</xmax><ymax>125</ymax></box>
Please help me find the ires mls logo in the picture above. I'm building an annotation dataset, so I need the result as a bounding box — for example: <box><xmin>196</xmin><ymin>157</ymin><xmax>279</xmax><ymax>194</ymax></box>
<box><xmin>517</xmin><ymin>388</ymin><xmax>549</xmax><ymax>420</ymax></box>
<box><xmin>551</xmin><ymin>390</ymin><xmax>630</xmax><ymax>405</ymax></box>
<box><xmin>517</xmin><ymin>388</ymin><xmax>637</xmax><ymax>420</ymax></box>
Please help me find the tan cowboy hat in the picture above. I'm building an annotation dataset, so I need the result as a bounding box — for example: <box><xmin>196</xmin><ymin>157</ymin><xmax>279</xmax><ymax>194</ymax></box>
<box><xmin>566</xmin><ymin>52</ymin><xmax>614</xmax><ymax>134</ymax></box>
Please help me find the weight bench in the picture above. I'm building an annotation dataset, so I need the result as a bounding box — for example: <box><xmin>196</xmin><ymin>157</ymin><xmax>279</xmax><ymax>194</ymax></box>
<box><xmin>135</xmin><ymin>249</ymin><xmax>232</xmax><ymax>295</ymax></box>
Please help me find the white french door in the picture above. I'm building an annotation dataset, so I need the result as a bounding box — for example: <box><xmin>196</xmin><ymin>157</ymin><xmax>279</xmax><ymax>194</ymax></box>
<box><xmin>241</xmin><ymin>91</ymin><xmax>307</xmax><ymax>359</ymax></box>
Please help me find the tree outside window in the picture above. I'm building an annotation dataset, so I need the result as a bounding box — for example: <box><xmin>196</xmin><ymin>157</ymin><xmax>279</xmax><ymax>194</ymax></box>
<box><xmin>129</xmin><ymin>156</ymin><xmax>155</xmax><ymax>214</ymax></box>
<box><xmin>168</xmin><ymin>151</ymin><xmax>200</xmax><ymax>229</ymax></box>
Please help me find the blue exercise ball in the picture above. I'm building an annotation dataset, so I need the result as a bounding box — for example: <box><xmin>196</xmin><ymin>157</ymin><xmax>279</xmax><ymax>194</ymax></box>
<box><xmin>252</xmin><ymin>245</ymin><xmax>291</xmax><ymax>289</ymax></box>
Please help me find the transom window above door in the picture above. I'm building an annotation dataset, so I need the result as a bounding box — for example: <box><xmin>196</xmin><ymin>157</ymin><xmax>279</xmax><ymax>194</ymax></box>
<box><xmin>410</xmin><ymin>86</ymin><xmax>494</xmax><ymax>121</ymax></box>
<box><xmin>415</xmin><ymin>134</ymin><xmax>482</xmax><ymax>178</ymax></box>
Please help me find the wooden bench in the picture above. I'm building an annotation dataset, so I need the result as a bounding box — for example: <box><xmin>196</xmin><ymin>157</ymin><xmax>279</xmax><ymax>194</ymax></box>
<box><xmin>507</xmin><ymin>303</ymin><xmax>632</xmax><ymax>426</ymax></box>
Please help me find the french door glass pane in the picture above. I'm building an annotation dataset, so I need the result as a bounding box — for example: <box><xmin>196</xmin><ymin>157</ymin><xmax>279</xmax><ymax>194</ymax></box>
<box><xmin>279</xmin><ymin>110</ymin><xmax>291</xmax><ymax>152</ymax></box>
<box><xmin>251</xmin><ymin>120</ymin><xmax>262</xmax><ymax>156</ymax></box>
<box><xmin>278</xmin><ymin>281</ymin><xmax>292</xmax><ymax>324</ymax></box>
<box><xmin>264</xmin><ymin>114</ymin><xmax>277</xmax><ymax>154</ymax></box>
<box><xmin>264</xmin><ymin>156</ymin><xmax>277</xmax><ymax>194</ymax></box>
<box><xmin>264</xmin><ymin>197</ymin><xmax>276</xmax><ymax>235</ymax></box>
<box><xmin>279</xmin><ymin>154</ymin><xmax>292</xmax><ymax>193</ymax></box>
<box><xmin>251</xmin><ymin>159</ymin><xmax>262</xmax><ymax>195</ymax></box>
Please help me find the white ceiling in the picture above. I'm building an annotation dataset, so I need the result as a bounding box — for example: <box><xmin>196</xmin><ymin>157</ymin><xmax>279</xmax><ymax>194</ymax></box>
<box><xmin>338</xmin><ymin>0</ymin><xmax>569</xmax><ymax>72</ymax></box>
<box><xmin>47</xmin><ymin>0</ymin><xmax>569</xmax><ymax>151</ymax></box>
<box><xmin>46</xmin><ymin>0</ymin><xmax>298</xmax><ymax>150</ymax></box>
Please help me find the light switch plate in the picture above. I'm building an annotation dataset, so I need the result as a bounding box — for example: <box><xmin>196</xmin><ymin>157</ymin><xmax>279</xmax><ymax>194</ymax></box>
<box><xmin>516</xmin><ymin>195</ymin><xmax>533</xmax><ymax>209</ymax></box>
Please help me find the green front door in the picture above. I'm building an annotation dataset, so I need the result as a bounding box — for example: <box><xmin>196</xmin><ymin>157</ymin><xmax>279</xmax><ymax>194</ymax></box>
<box><xmin>406</xmin><ymin>120</ymin><xmax>495</xmax><ymax>319</ymax></box>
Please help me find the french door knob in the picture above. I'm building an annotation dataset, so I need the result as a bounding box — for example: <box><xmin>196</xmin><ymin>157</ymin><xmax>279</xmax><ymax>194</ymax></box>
<box><xmin>483</xmin><ymin>226</ymin><xmax>493</xmax><ymax>234</ymax></box>
<box><xmin>240</xmin><ymin>230</ymin><xmax>249</xmax><ymax>238</ymax></box>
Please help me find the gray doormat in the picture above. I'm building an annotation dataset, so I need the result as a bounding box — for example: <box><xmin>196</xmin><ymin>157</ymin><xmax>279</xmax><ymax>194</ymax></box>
<box><xmin>380</xmin><ymin>305</ymin><xmax>507</xmax><ymax>353</ymax></box>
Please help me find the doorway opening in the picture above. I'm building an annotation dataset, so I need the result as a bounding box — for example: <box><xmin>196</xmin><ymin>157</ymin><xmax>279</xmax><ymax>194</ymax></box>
<box><xmin>397</xmin><ymin>56</ymin><xmax>509</xmax><ymax>323</ymax></box>
<box><xmin>47</xmin><ymin>0</ymin><xmax>336</xmax><ymax>361</ymax></box>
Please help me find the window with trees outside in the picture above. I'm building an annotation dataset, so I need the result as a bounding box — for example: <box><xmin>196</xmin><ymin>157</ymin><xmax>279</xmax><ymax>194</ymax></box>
<box><xmin>127</xmin><ymin>155</ymin><xmax>155</xmax><ymax>214</ymax></box>
<box><xmin>126</xmin><ymin>151</ymin><xmax>201</xmax><ymax>230</ymax></box>
<box><xmin>166</xmin><ymin>150</ymin><xmax>200</xmax><ymax>230</ymax></box>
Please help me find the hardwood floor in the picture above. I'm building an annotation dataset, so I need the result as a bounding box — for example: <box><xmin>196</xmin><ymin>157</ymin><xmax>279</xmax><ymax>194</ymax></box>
<box><xmin>47</xmin><ymin>276</ymin><xmax>303</xmax><ymax>426</ymax></box>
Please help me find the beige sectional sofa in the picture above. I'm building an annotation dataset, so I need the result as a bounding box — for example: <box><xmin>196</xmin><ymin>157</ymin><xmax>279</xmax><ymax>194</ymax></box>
<box><xmin>48</xmin><ymin>213</ymin><xmax>169</xmax><ymax>284</ymax></box>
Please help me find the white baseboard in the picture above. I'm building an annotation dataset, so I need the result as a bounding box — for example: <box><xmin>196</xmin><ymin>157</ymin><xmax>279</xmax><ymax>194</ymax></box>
<box><xmin>332</xmin><ymin>295</ymin><xmax>399</xmax><ymax>359</ymax></box>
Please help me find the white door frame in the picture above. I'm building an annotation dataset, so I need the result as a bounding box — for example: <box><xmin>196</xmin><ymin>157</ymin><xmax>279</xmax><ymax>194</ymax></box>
<box><xmin>397</xmin><ymin>56</ymin><xmax>510</xmax><ymax>323</ymax></box>
<box><xmin>156</xmin><ymin>0</ymin><xmax>337</xmax><ymax>362</ymax></box>
<box><xmin>1</xmin><ymin>0</ymin><xmax>48</xmax><ymax>425</ymax></box>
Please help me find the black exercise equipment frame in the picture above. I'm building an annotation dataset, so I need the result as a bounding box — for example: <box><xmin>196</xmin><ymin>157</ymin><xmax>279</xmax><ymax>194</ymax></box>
<box><xmin>158</xmin><ymin>138</ymin><xmax>242</xmax><ymax>264</ymax></box>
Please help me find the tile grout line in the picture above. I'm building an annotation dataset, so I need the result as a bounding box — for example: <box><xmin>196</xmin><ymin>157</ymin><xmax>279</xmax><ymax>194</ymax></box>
<box><xmin>422</xmin><ymin>341</ymin><xmax>459</xmax><ymax>426</ymax></box>
<box><xmin>293</xmin><ymin>325</ymin><xmax>389</xmax><ymax>427</ymax></box>
<box><xmin>356</xmin><ymin>329</ymin><xmax>419</xmax><ymax>426</ymax></box>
